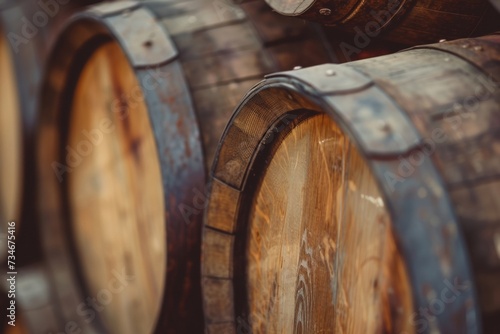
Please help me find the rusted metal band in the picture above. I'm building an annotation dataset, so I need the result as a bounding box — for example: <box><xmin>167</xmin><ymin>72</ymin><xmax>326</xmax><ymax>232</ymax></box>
<box><xmin>409</xmin><ymin>34</ymin><xmax>500</xmax><ymax>85</ymax></box>
<box><xmin>266</xmin><ymin>63</ymin><xmax>373</xmax><ymax>94</ymax></box>
<box><xmin>266</xmin><ymin>64</ymin><xmax>422</xmax><ymax>156</ymax></box>
<box><xmin>74</xmin><ymin>2</ymin><xmax>178</xmax><ymax>68</ymax></box>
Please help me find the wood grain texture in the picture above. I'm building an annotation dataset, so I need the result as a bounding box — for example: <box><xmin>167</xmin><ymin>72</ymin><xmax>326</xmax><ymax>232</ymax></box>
<box><xmin>203</xmin><ymin>34</ymin><xmax>500</xmax><ymax>333</ymax></box>
<box><xmin>158</xmin><ymin>0</ymin><xmax>335</xmax><ymax>170</ymax></box>
<box><xmin>0</xmin><ymin>29</ymin><xmax>22</xmax><ymax>259</ymax></box>
<box><xmin>265</xmin><ymin>0</ymin><xmax>500</xmax><ymax>45</ymax></box>
<box><xmin>68</xmin><ymin>41</ymin><xmax>165</xmax><ymax>334</ymax></box>
<box><xmin>246</xmin><ymin>114</ymin><xmax>413</xmax><ymax>333</ymax></box>
<box><xmin>35</xmin><ymin>1</ymin><xmax>338</xmax><ymax>333</ymax></box>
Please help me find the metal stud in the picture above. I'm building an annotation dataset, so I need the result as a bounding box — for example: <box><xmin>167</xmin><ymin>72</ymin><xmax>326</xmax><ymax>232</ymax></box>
<box><xmin>319</xmin><ymin>8</ymin><xmax>332</xmax><ymax>15</ymax></box>
<box><xmin>325</xmin><ymin>69</ymin><xmax>336</xmax><ymax>76</ymax></box>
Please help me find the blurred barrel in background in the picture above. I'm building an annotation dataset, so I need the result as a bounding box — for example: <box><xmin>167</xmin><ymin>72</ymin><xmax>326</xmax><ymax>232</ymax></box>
<box><xmin>202</xmin><ymin>34</ymin><xmax>500</xmax><ymax>333</ymax></box>
<box><xmin>0</xmin><ymin>0</ymin><xmax>100</xmax><ymax>333</ymax></box>
<box><xmin>0</xmin><ymin>0</ymin><xmax>101</xmax><ymax>260</ymax></box>
<box><xmin>35</xmin><ymin>0</ymin><xmax>339</xmax><ymax>333</ymax></box>
<box><xmin>491</xmin><ymin>0</ymin><xmax>500</xmax><ymax>12</ymax></box>
<box><xmin>264</xmin><ymin>0</ymin><xmax>500</xmax><ymax>45</ymax></box>
<box><xmin>0</xmin><ymin>18</ymin><xmax>22</xmax><ymax>262</ymax></box>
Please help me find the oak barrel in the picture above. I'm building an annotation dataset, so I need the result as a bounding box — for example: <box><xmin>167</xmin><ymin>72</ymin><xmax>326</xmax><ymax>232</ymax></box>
<box><xmin>0</xmin><ymin>1</ymin><xmax>103</xmax><ymax>333</ymax></box>
<box><xmin>201</xmin><ymin>34</ymin><xmax>500</xmax><ymax>333</ymax></box>
<box><xmin>36</xmin><ymin>0</ymin><xmax>336</xmax><ymax>333</ymax></box>
<box><xmin>0</xmin><ymin>0</ymin><xmax>100</xmax><ymax>266</ymax></box>
<box><xmin>264</xmin><ymin>0</ymin><xmax>500</xmax><ymax>45</ymax></box>
<box><xmin>0</xmin><ymin>21</ymin><xmax>22</xmax><ymax>262</ymax></box>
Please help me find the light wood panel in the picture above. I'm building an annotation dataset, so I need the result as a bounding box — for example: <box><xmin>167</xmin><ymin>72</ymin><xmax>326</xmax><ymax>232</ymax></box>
<box><xmin>0</xmin><ymin>30</ymin><xmax>22</xmax><ymax>255</ymax></box>
<box><xmin>68</xmin><ymin>41</ymin><xmax>165</xmax><ymax>334</ymax></box>
<box><xmin>247</xmin><ymin>114</ymin><xmax>414</xmax><ymax>333</ymax></box>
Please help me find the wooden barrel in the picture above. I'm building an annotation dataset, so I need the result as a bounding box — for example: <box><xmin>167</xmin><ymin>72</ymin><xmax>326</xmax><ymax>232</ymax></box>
<box><xmin>201</xmin><ymin>34</ymin><xmax>500</xmax><ymax>333</ymax></box>
<box><xmin>0</xmin><ymin>0</ymin><xmax>102</xmax><ymax>256</ymax></box>
<box><xmin>36</xmin><ymin>1</ymin><xmax>337</xmax><ymax>333</ymax></box>
<box><xmin>264</xmin><ymin>0</ymin><xmax>500</xmax><ymax>45</ymax></box>
<box><xmin>0</xmin><ymin>1</ymin><xmax>101</xmax><ymax>333</ymax></box>
<box><xmin>0</xmin><ymin>20</ymin><xmax>22</xmax><ymax>262</ymax></box>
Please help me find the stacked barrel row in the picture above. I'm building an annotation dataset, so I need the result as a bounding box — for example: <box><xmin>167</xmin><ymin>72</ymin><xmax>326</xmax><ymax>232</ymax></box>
<box><xmin>1</xmin><ymin>0</ymin><xmax>500</xmax><ymax>333</ymax></box>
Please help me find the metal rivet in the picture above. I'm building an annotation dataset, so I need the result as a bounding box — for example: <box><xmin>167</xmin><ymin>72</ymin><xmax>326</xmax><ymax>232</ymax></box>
<box><xmin>293</xmin><ymin>66</ymin><xmax>302</xmax><ymax>70</ymax></box>
<box><xmin>439</xmin><ymin>39</ymin><xmax>446</xmax><ymax>43</ymax></box>
<box><xmin>474</xmin><ymin>45</ymin><xmax>483</xmax><ymax>51</ymax></box>
<box><xmin>287</xmin><ymin>94</ymin><xmax>294</xmax><ymax>100</ymax></box>
<box><xmin>319</xmin><ymin>8</ymin><xmax>332</xmax><ymax>15</ymax></box>
<box><xmin>461</xmin><ymin>43</ymin><xmax>470</xmax><ymax>48</ymax></box>
<box><xmin>325</xmin><ymin>69</ymin><xmax>336</xmax><ymax>76</ymax></box>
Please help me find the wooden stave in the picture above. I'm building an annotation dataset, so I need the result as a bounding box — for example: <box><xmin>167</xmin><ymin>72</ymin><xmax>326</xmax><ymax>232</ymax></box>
<box><xmin>201</xmin><ymin>34</ymin><xmax>500</xmax><ymax>333</ymax></box>
<box><xmin>264</xmin><ymin>0</ymin><xmax>500</xmax><ymax>46</ymax></box>
<box><xmin>35</xmin><ymin>1</ymin><xmax>337</xmax><ymax>333</ymax></box>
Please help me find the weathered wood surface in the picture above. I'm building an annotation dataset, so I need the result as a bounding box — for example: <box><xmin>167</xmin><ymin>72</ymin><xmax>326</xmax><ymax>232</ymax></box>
<box><xmin>245</xmin><ymin>114</ymin><xmax>413</xmax><ymax>333</ymax></box>
<box><xmin>202</xmin><ymin>34</ymin><xmax>500</xmax><ymax>333</ymax></box>
<box><xmin>68</xmin><ymin>41</ymin><xmax>166</xmax><ymax>334</ymax></box>
<box><xmin>35</xmin><ymin>0</ymin><xmax>337</xmax><ymax>333</ymax></box>
<box><xmin>157</xmin><ymin>0</ymin><xmax>336</xmax><ymax>169</ymax></box>
<box><xmin>265</xmin><ymin>0</ymin><xmax>500</xmax><ymax>45</ymax></box>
